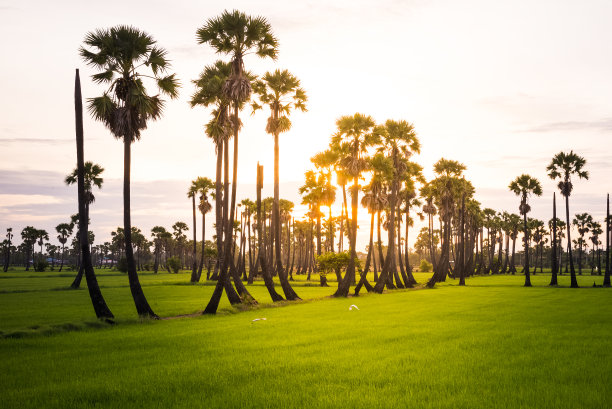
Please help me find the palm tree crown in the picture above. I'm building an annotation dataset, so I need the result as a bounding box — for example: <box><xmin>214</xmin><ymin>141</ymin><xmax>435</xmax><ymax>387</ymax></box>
<box><xmin>509</xmin><ymin>174</ymin><xmax>543</xmax><ymax>215</ymax></box>
<box><xmin>546</xmin><ymin>150</ymin><xmax>588</xmax><ymax>197</ymax></box>
<box><xmin>80</xmin><ymin>25</ymin><xmax>180</xmax><ymax>141</ymax></box>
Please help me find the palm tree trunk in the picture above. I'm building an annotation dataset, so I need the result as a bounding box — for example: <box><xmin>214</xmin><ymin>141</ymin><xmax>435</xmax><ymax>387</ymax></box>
<box><xmin>124</xmin><ymin>136</ymin><xmax>158</xmax><ymax>318</ymax></box>
<box><xmin>197</xmin><ymin>210</ymin><xmax>206</xmax><ymax>280</ymax></box>
<box><xmin>74</xmin><ymin>69</ymin><xmax>114</xmax><ymax>321</ymax></box>
<box><xmin>550</xmin><ymin>193</ymin><xmax>558</xmax><ymax>285</ymax></box>
<box><xmin>523</xmin><ymin>209</ymin><xmax>531</xmax><ymax>287</ymax></box>
<box><xmin>565</xmin><ymin>193</ymin><xmax>578</xmax><ymax>287</ymax></box>
<box><xmin>190</xmin><ymin>195</ymin><xmax>198</xmax><ymax>282</ymax></box>
<box><xmin>604</xmin><ymin>194</ymin><xmax>610</xmax><ymax>287</ymax></box>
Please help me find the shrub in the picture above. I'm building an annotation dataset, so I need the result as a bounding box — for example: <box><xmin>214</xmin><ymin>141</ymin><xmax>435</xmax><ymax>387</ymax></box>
<box><xmin>34</xmin><ymin>260</ymin><xmax>49</xmax><ymax>272</ymax></box>
<box><xmin>116</xmin><ymin>257</ymin><xmax>128</xmax><ymax>273</ymax></box>
<box><xmin>419</xmin><ymin>259</ymin><xmax>433</xmax><ymax>272</ymax></box>
<box><xmin>167</xmin><ymin>257</ymin><xmax>181</xmax><ymax>274</ymax></box>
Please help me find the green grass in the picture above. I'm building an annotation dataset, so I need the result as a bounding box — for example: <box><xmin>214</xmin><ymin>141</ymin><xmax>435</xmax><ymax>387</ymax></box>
<box><xmin>1</xmin><ymin>268</ymin><xmax>611</xmax><ymax>408</ymax></box>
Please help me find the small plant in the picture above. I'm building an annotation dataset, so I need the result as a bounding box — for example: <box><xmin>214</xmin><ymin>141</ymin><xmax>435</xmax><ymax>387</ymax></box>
<box><xmin>419</xmin><ymin>259</ymin><xmax>433</xmax><ymax>272</ymax></box>
<box><xmin>167</xmin><ymin>257</ymin><xmax>181</xmax><ymax>274</ymax></box>
<box><xmin>34</xmin><ymin>260</ymin><xmax>49</xmax><ymax>272</ymax></box>
<box><xmin>116</xmin><ymin>257</ymin><xmax>128</xmax><ymax>273</ymax></box>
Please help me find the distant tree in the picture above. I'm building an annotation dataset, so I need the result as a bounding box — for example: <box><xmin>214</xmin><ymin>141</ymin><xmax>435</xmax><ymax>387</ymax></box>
<box><xmin>55</xmin><ymin>223</ymin><xmax>73</xmax><ymax>272</ymax></box>
<box><xmin>4</xmin><ymin>228</ymin><xmax>13</xmax><ymax>272</ymax></box>
<box><xmin>547</xmin><ymin>151</ymin><xmax>588</xmax><ymax>288</ymax></box>
<box><xmin>572</xmin><ymin>213</ymin><xmax>593</xmax><ymax>275</ymax></box>
<box><xmin>509</xmin><ymin>174</ymin><xmax>542</xmax><ymax>287</ymax></box>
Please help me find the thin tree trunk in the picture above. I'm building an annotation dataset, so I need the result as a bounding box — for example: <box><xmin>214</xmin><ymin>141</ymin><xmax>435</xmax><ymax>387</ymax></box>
<box><xmin>74</xmin><ymin>69</ymin><xmax>114</xmax><ymax>321</ymax></box>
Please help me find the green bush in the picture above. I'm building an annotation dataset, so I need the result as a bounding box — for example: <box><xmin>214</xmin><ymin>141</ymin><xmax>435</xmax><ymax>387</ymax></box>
<box><xmin>34</xmin><ymin>260</ymin><xmax>48</xmax><ymax>272</ymax></box>
<box><xmin>167</xmin><ymin>257</ymin><xmax>181</xmax><ymax>274</ymax></box>
<box><xmin>116</xmin><ymin>257</ymin><xmax>128</xmax><ymax>273</ymax></box>
<box><xmin>419</xmin><ymin>259</ymin><xmax>433</xmax><ymax>272</ymax></box>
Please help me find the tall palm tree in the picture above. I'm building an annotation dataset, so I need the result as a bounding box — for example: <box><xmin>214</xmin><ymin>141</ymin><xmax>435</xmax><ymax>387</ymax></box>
<box><xmin>189</xmin><ymin>60</ymin><xmax>241</xmax><ymax>301</ymax></box>
<box><xmin>197</xmin><ymin>10</ymin><xmax>278</xmax><ymax>313</ymax></box>
<box><xmin>332</xmin><ymin>113</ymin><xmax>377</xmax><ymax>297</ymax></box>
<box><xmin>546</xmin><ymin>151</ymin><xmax>588</xmax><ymax>288</ymax></box>
<box><xmin>81</xmin><ymin>26</ymin><xmax>179</xmax><ymax>318</ymax></box>
<box><xmin>509</xmin><ymin>174</ymin><xmax>543</xmax><ymax>287</ymax></box>
<box><xmin>372</xmin><ymin>120</ymin><xmax>420</xmax><ymax>293</ymax></box>
<box><xmin>252</xmin><ymin>69</ymin><xmax>307</xmax><ymax>300</ymax></box>
<box><xmin>73</xmin><ymin>69</ymin><xmax>114</xmax><ymax>320</ymax></box>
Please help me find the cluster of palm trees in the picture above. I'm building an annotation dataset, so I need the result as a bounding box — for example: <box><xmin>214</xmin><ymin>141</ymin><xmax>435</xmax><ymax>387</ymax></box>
<box><xmin>5</xmin><ymin>10</ymin><xmax>610</xmax><ymax>324</ymax></box>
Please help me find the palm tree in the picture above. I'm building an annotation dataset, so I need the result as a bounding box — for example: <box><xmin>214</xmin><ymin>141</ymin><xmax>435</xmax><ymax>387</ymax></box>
<box><xmin>372</xmin><ymin>120</ymin><xmax>420</xmax><ymax>293</ymax></box>
<box><xmin>55</xmin><ymin>223</ymin><xmax>73</xmax><ymax>272</ymax></box>
<box><xmin>195</xmin><ymin>178</ymin><xmax>215</xmax><ymax>280</ymax></box>
<box><xmin>604</xmin><ymin>194</ymin><xmax>610</xmax><ymax>287</ymax></box>
<box><xmin>252</xmin><ymin>69</ymin><xmax>307</xmax><ymax>300</ymax></box>
<box><xmin>197</xmin><ymin>10</ymin><xmax>278</xmax><ymax>313</ymax></box>
<box><xmin>81</xmin><ymin>26</ymin><xmax>179</xmax><ymax>318</ymax></box>
<box><xmin>3</xmin><ymin>228</ymin><xmax>13</xmax><ymax>272</ymax></box>
<box><xmin>331</xmin><ymin>113</ymin><xmax>377</xmax><ymax>297</ymax></box>
<box><xmin>547</xmin><ymin>151</ymin><xmax>588</xmax><ymax>288</ymax></box>
<box><xmin>189</xmin><ymin>60</ymin><xmax>240</xmax><ymax>301</ymax></box>
<box><xmin>509</xmin><ymin>174</ymin><xmax>543</xmax><ymax>287</ymax></box>
<box><xmin>66</xmin><ymin>162</ymin><xmax>104</xmax><ymax>287</ymax></box>
<box><xmin>573</xmin><ymin>213</ymin><xmax>593</xmax><ymax>275</ymax></box>
<box><xmin>73</xmin><ymin>69</ymin><xmax>114</xmax><ymax>320</ymax></box>
<box><xmin>589</xmin><ymin>222</ymin><xmax>602</xmax><ymax>274</ymax></box>
<box><xmin>549</xmin><ymin>193</ymin><xmax>559</xmax><ymax>285</ymax></box>
<box><xmin>187</xmin><ymin>178</ymin><xmax>214</xmax><ymax>282</ymax></box>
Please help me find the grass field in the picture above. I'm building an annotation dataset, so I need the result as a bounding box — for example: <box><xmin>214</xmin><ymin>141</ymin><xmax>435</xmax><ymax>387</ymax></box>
<box><xmin>1</xmin><ymin>268</ymin><xmax>611</xmax><ymax>408</ymax></box>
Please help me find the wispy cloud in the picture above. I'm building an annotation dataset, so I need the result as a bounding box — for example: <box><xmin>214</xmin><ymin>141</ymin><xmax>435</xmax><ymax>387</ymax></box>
<box><xmin>0</xmin><ymin>137</ymin><xmax>74</xmax><ymax>145</ymax></box>
<box><xmin>519</xmin><ymin>118</ymin><xmax>612</xmax><ymax>133</ymax></box>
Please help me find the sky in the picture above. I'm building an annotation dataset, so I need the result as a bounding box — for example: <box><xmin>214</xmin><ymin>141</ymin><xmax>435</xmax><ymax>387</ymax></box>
<box><xmin>1</xmin><ymin>0</ymin><xmax>611</xmax><ymax>250</ymax></box>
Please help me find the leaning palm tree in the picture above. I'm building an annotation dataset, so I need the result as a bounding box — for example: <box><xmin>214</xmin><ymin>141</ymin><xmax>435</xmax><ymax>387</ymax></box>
<box><xmin>81</xmin><ymin>26</ymin><xmax>180</xmax><ymax>318</ymax></box>
<box><xmin>546</xmin><ymin>151</ymin><xmax>588</xmax><ymax>288</ymax></box>
<box><xmin>252</xmin><ymin>69</ymin><xmax>307</xmax><ymax>300</ymax></box>
<box><xmin>73</xmin><ymin>69</ymin><xmax>114</xmax><ymax>321</ymax></box>
<box><xmin>509</xmin><ymin>174</ymin><xmax>542</xmax><ymax>287</ymax></box>
<box><xmin>197</xmin><ymin>10</ymin><xmax>278</xmax><ymax>314</ymax></box>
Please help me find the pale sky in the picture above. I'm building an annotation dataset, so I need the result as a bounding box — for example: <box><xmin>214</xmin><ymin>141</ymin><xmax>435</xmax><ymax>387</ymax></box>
<box><xmin>1</xmin><ymin>0</ymin><xmax>611</xmax><ymax>250</ymax></box>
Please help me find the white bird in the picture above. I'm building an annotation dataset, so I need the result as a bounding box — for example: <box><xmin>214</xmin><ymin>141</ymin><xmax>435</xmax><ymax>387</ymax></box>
<box><xmin>349</xmin><ymin>305</ymin><xmax>359</xmax><ymax>311</ymax></box>
<box><xmin>251</xmin><ymin>318</ymin><xmax>267</xmax><ymax>323</ymax></box>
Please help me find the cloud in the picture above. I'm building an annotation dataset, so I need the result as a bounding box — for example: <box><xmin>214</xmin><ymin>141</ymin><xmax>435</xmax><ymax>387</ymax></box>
<box><xmin>0</xmin><ymin>137</ymin><xmax>74</xmax><ymax>145</ymax></box>
<box><xmin>520</xmin><ymin>118</ymin><xmax>612</xmax><ymax>133</ymax></box>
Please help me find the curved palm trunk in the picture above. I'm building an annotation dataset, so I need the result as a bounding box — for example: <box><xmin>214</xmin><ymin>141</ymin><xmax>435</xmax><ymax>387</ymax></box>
<box><xmin>334</xmin><ymin>179</ymin><xmax>359</xmax><ymax>297</ymax></box>
<box><xmin>565</xmin><ymin>193</ymin><xmax>578</xmax><ymax>287</ymax></box>
<box><xmin>273</xmin><ymin>132</ymin><xmax>300</xmax><ymax>300</ymax></box>
<box><xmin>405</xmin><ymin>206</ymin><xmax>417</xmax><ymax>285</ymax></box>
<box><xmin>124</xmin><ymin>137</ymin><xmax>158</xmax><ymax>318</ymax></box>
<box><xmin>74</xmin><ymin>69</ymin><xmax>114</xmax><ymax>321</ymax></box>
<box><xmin>205</xmin><ymin>111</ymin><xmax>247</xmax><ymax>314</ymax></box>
<box><xmin>355</xmin><ymin>212</ymin><xmax>375</xmax><ymax>295</ymax></box>
<box><xmin>190</xmin><ymin>195</ymin><xmax>198</xmax><ymax>282</ymax></box>
<box><xmin>197</xmin><ymin>210</ymin><xmax>206</xmax><ymax>280</ymax></box>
